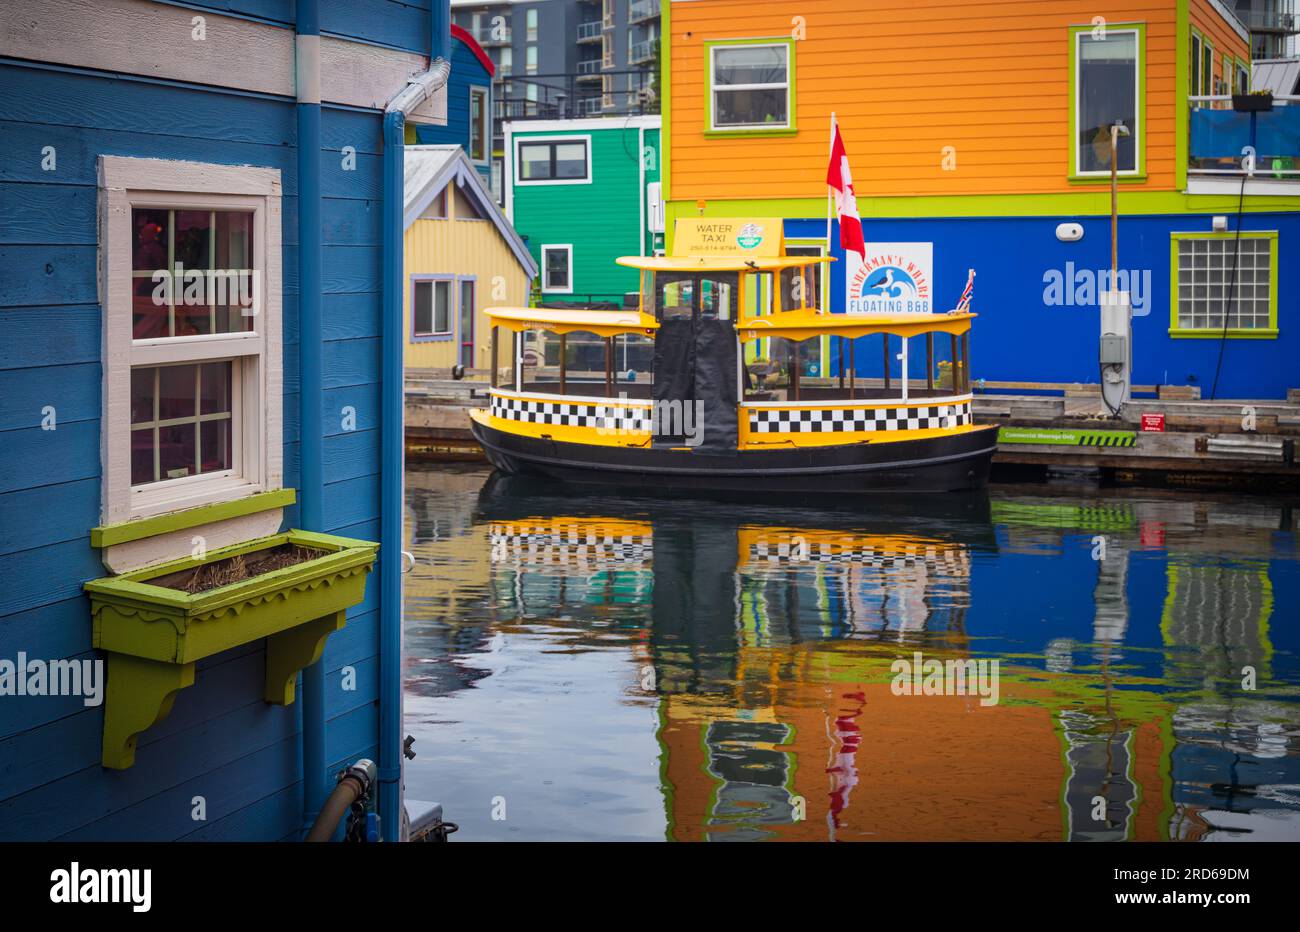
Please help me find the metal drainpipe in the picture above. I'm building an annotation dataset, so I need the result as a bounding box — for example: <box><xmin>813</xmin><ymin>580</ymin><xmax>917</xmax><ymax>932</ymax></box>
<box><xmin>295</xmin><ymin>0</ymin><xmax>329</xmax><ymax>837</ymax></box>
<box><xmin>380</xmin><ymin>52</ymin><xmax>451</xmax><ymax>843</ymax></box>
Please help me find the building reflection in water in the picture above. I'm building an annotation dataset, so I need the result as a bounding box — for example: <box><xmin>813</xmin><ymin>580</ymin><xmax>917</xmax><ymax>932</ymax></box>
<box><xmin>402</xmin><ymin>468</ymin><xmax>1300</xmax><ymax>842</ymax></box>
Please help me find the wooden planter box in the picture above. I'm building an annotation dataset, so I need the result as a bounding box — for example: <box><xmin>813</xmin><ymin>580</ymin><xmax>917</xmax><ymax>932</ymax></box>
<box><xmin>85</xmin><ymin>529</ymin><xmax>378</xmax><ymax>769</ymax></box>
<box><xmin>1232</xmin><ymin>93</ymin><xmax>1273</xmax><ymax>113</ymax></box>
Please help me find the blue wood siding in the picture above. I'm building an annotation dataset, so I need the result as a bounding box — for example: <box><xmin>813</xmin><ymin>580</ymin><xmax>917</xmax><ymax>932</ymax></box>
<box><xmin>0</xmin><ymin>37</ymin><xmax>394</xmax><ymax>839</ymax></box>
<box><xmin>412</xmin><ymin>36</ymin><xmax>491</xmax><ymax>182</ymax></box>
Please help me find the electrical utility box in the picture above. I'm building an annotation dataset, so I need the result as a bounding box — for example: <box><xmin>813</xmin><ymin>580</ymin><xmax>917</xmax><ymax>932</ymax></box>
<box><xmin>1099</xmin><ymin>290</ymin><xmax>1133</xmax><ymax>409</ymax></box>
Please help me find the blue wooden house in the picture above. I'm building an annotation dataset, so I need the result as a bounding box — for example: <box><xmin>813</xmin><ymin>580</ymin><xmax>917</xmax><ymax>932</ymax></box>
<box><xmin>0</xmin><ymin>0</ymin><xmax>458</xmax><ymax>841</ymax></box>
<box><xmin>413</xmin><ymin>25</ymin><xmax>495</xmax><ymax>190</ymax></box>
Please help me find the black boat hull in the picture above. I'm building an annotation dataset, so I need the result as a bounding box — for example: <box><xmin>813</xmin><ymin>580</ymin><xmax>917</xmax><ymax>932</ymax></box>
<box><xmin>470</xmin><ymin>418</ymin><xmax>998</xmax><ymax>493</ymax></box>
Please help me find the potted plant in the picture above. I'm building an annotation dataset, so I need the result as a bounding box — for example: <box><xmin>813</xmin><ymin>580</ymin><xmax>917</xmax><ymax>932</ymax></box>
<box><xmin>85</xmin><ymin>529</ymin><xmax>378</xmax><ymax>768</ymax></box>
<box><xmin>1233</xmin><ymin>90</ymin><xmax>1273</xmax><ymax>113</ymax></box>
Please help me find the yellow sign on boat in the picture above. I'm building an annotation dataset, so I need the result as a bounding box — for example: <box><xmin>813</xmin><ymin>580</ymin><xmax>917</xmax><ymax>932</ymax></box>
<box><xmin>672</xmin><ymin>218</ymin><xmax>784</xmax><ymax>258</ymax></box>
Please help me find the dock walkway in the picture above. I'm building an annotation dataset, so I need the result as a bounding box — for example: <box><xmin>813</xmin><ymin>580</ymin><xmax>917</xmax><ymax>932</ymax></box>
<box><xmin>405</xmin><ymin>370</ymin><xmax>1300</xmax><ymax>487</ymax></box>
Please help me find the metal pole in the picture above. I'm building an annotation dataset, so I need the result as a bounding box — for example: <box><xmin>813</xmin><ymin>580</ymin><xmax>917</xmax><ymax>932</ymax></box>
<box><xmin>882</xmin><ymin>334</ymin><xmax>891</xmax><ymax>392</ymax></box>
<box><xmin>926</xmin><ymin>333</ymin><xmax>934</xmax><ymax>391</ymax></box>
<box><xmin>490</xmin><ymin>325</ymin><xmax>498</xmax><ymax>388</ymax></box>
<box><xmin>559</xmin><ymin>333</ymin><xmax>567</xmax><ymax>395</ymax></box>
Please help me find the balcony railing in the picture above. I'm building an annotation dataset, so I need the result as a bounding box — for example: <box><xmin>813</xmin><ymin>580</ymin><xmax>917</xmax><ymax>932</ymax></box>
<box><xmin>577</xmin><ymin>21</ymin><xmax>601</xmax><ymax>41</ymax></box>
<box><xmin>629</xmin><ymin>0</ymin><xmax>660</xmax><ymax>22</ymax></box>
<box><xmin>1188</xmin><ymin>96</ymin><xmax>1300</xmax><ymax>180</ymax></box>
<box><xmin>629</xmin><ymin>40</ymin><xmax>655</xmax><ymax>64</ymax></box>
<box><xmin>577</xmin><ymin>97</ymin><xmax>604</xmax><ymax>117</ymax></box>
<box><xmin>577</xmin><ymin>59</ymin><xmax>602</xmax><ymax>75</ymax></box>
<box><xmin>470</xmin><ymin>26</ymin><xmax>511</xmax><ymax>46</ymax></box>
<box><xmin>1240</xmin><ymin>10</ymin><xmax>1300</xmax><ymax>33</ymax></box>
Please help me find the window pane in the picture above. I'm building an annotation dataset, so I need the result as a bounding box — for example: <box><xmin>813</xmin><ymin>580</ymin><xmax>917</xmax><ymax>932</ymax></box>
<box><xmin>199</xmin><ymin>419</ymin><xmax>232</xmax><ymax>474</ymax></box>
<box><xmin>714</xmin><ymin>45</ymin><xmax>787</xmax><ymax>86</ymax></box>
<box><xmin>545</xmin><ymin>250</ymin><xmax>569</xmax><ymax>288</ymax></box>
<box><xmin>554</xmin><ymin>143</ymin><xmax>587</xmax><ymax>178</ymax></box>
<box><xmin>133</xmin><ymin>276</ymin><xmax>170</xmax><ymax>339</ymax></box>
<box><xmin>434</xmin><ymin>280</ymin><xmax>452</xmax><ymax>332</ymax></box>
<box><xmin>520</xmin><ymin>143</ymin><xmax>552</xmax><ymax>179</ymax></box>
<box><xmin>158</xmin><ymin>423</ymin><xmax>197</xmax><ymax>480</ymax></box>
<box><xmin>715</xmin><ymin>88</ymin><xmax>788</xmax><ymax>127</ymax></box>
<box><xmin>471</xmin><ymin>91</ymin><xmax>487</xmax><ymax>161</ymax></box>
<box><xmin>174</xmin><ymin>210</ymin><xmax>212</xmax><ymax>270</ymax></box>
<box><xmin>414</xmin><ymin>281</ymin><xmax>433</xmax><ymax>334</ymax></box>
<box><xmin>132</xmin><ymin>209</ymin><xmax>169</xmax><ymax>272</ymax></box>
<box><xmin>1078</xmin><ymin>33</ymin><xmax>1136</xmax><ymax>173</ymax></box>
<box><xmin>200</xmin><ymin>362</ymin><xmax>232</xmax><ymax>415</ymax></box>
<box><xmin>158</xmin><ymin>364</ymin><xmax>197</xmax><ymax>420</ymax></box>
<box><xmin>131</xmin><ymin>428</ymin><xmax>155</xmax><ymax>485</ymax></box>
<box><xmin>131</xmin><ymin>368</ymin><xmax>155</xmax><ymax>424</ymax></box>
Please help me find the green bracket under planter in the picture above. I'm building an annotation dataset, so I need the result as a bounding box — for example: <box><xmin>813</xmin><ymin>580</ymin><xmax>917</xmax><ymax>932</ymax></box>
<box><xmin>84</xmin><ymin>529</ymin><xmax>378</xmax><ymax>769</ymax></box>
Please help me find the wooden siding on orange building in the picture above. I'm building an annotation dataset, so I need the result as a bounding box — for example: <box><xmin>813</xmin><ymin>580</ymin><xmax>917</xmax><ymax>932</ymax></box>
<box><xmin>1190</xmin><ymin>0</ymin><xmax>1250</xmax><ymax>90</ymax></box>
<box><xmin>667</xmin><ymin>0</ymin><xmax>1227</xmax><ymax>201</ymax></box>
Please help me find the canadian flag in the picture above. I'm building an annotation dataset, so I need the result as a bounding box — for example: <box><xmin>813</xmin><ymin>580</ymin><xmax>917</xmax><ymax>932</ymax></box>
<box><xmin>826</xmin><ymin>120</ymin><xmax>865</xmax><ymax>259</ymax></box>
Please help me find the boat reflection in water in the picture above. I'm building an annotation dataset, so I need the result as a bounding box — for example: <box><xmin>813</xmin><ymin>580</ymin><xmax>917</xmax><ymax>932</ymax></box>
<box><xmin>402</xmin><ymin>466</ymin><xmax>1300</xmax><ymax>842</ymax></box>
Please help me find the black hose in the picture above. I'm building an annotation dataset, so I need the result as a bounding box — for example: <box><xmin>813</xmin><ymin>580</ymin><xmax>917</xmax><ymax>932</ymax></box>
<box><xmin>1208</xmin><ymin>169</ymin><xmax>1250</xmax><ymax>401</ymax></box>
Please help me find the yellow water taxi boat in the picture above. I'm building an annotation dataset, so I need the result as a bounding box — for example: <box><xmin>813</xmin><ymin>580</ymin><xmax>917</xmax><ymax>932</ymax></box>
<box><xmin>469</xmin><ymin>221</ymin><xmax>996</xmax><ymax>493</ymax></box>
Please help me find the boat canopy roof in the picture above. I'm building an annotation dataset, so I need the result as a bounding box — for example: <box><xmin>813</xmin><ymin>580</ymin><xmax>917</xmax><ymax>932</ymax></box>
<box><xmin>484</xmin><ymin>305</ymin><xmax>659</xmax><ymax>337</ymax></box>
<box><xmin>735</xmin><ymin>310</ymin><xmax>975</xmax><ymax>343</ymax></box>
<box><xmin>616</xmin><ymin>254</ymin><xmax>835</xmax><ymax>273</ymax></box>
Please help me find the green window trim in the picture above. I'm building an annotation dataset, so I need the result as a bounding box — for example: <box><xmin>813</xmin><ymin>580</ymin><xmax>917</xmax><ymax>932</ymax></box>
<box><xmin>1168</xmin><ymin>231</ymin><xmax>1279</xmax><ymax>340</ymax></box>
<box><xmin>90</xmin><ymin>487</ymin><xmax>296</xmax><ymax>548</ymax></box>
<box><xmin>1067</xmin><ymin>22</ymin><xmax>1147</xmax><ymax>183</ymax></box>
<box><xmin>703</xmin><ymin>36</ymin><xmax>797</xmax><ymax>137</ymax></box>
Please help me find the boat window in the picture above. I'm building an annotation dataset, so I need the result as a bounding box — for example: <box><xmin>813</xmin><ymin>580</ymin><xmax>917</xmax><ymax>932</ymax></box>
<box><xmin>742</xmin><ymin>271</ymin><xmax>774</xmax><ymax>317</ymax></box>
<box><xmin>656</xmin><ymin>271</ymin><xmax>695</xmax><ymax>320</ymax></box>
<box><xmin>698</xmin><ymin>274</ymin><xmax>737</xmax><ymax>321</ymax></box>
<box><xmin>782</xmin><ymin>246</ymin><xmax>824</xmax><ymax>311</ymax></box>
<box><xmin>640</xmin><ymin>271</ymin><xmax>655</xmax><ymax>316</ymax></box>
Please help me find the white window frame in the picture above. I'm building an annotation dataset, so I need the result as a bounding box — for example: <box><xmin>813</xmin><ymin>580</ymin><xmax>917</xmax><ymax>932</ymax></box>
<box><xmin>469</xmin><ymin>85</ymin><xmax>491</xmax><ymax>166</ymax></box>
<box><xmin>1072</xmin><ymin>26</ymin><xmax>1142</xmax><ymax>179</ymax></box>
<box><xmin>540</xmin><ymin>244</ymin><xmax>574</xmax><ymax>294</ymax></box>
<box><xmin>513</xmin><ymin>134</ymin><xmax>593</xmax><ymax>187</ymax></box>
<box><xmin>98</xmin><ymin>156</ymin><xmax>283</xmax><ymax>523</ymax></box>
<box><xmin>708</xmin><ymin>42</ymin><xmax>792</xmax><ymax>132</ymax></box>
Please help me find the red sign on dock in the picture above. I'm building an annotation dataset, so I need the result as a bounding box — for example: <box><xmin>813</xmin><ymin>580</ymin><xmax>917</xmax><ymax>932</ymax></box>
<box><xmin>1140</xmin><ymin>413</ymin><xmax>1165</xmax><ymax>432</ymax></box>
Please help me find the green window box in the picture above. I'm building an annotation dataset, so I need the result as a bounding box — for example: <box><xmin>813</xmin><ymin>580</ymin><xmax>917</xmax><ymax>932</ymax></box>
<box><xmin>84</xmin><ymin>529</ymin><xmax>378</xmax><ymax>769</ymax></box>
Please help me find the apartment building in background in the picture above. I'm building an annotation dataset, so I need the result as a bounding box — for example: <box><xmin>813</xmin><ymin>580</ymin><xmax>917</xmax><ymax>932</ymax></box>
<box><xmin>452</xmin><ymin>0</ymin><xmax>661</xmax><ymax>199</ymax></box>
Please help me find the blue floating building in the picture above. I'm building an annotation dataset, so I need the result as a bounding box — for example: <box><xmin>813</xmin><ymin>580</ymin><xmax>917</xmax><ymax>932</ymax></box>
<box><xmin>0</xmin><ymin>0</ymin><xmax>463</xmax><ymax>841</ymax></box>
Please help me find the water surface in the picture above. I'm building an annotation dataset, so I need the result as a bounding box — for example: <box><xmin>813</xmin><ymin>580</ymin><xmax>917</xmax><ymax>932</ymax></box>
<box><xmin>402</xmin><ymin>464</ymin><xmax>1300</xmax><ymax>841</ymax></box>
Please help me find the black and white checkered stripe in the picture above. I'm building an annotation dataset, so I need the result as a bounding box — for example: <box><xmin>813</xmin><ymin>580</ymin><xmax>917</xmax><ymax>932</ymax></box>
<box><xmin>747</xmin><ymin>538</ymin><xmax>970</xmax><ymax>573</ymax></box>
<box><xmin>490</xmin><ymin>524</ymin><xmax>653</xmax><ymax>567</ymax></box>
<box><xmin>490</xmin><ymin>394</ymin><xmax>651</xmax><ymax>432</ymax></box>
<box><xmin>748</xmin><ymin>401</ymin><xmax>972</xmax><ymax>434</ymax></box>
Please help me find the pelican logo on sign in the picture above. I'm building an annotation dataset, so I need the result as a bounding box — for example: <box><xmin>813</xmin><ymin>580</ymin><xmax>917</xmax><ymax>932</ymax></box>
<box><xmin>736</xmin><ymin>223</ymin><xmax>764</xmax><ymax>250</ymax></box>
<box><xmin>846</xmin><ymin>242</ymin><xmax>933</xmax><ymax>314</ymax></box>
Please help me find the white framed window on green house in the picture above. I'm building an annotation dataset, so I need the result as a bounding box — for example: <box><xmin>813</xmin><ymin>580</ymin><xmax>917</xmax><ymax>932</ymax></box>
<box><xmin>705</xmin><ymin>38</ymin><xmax>796</xmax><ymax>136</ymax></box>
<box><xmin>1069</xmin><ymin>23</ymin><xmax>1145</xmax><ymax>182</ymax></box>
<box><xmin>514</xmin><ymin>135</ymin><xmax>592</xmax><ymax>186</ymax></box>
<box><xmin>469</xmin><ymin>86</ymin><xmax>490</xmax><ymax>165</ymax></box>
<box><xmin>98</xmin><ymin>156</ymin><xmax>283</xmax><ymax>524</ymax></box>
<box><xmin>541</xmin><ymin>244</ymin><xmax>573</xmax><ymax>294</ymax></box>
<box><xmin>1169</xmin><ymin>232</ymin><xmax>1278</xmax><ymax>339</ymax></box>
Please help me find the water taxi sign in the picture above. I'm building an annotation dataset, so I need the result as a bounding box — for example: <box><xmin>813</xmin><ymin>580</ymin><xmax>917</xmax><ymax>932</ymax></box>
<box><xmin>673</xmin><ymin>218</ymin><xmax>784</xmax><ymax>258</ymax></box>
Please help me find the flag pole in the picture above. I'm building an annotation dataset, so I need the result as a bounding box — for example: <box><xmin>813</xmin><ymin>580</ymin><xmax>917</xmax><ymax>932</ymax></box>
<box><xmin>826</xmin><ymin>111</ymin><xmax>835</xmax><ymax>250</ymax></box>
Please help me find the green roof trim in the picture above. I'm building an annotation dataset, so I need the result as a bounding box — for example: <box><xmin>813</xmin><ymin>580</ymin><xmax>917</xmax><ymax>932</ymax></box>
<box><xmin>90</xmin><ymin>488</ymin><xmax>296</xmax><ymax>549</ymax></box>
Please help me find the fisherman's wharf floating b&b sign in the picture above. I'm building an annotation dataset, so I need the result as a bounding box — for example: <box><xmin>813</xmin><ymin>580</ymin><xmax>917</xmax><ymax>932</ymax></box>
<box><xmin>846</xmin><ymin>242</ymin><xmax>933</xmax><ymax>314</ymax></box>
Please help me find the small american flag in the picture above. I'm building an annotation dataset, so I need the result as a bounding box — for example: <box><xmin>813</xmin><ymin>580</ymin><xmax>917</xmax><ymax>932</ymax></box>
<box><xmin>953</xmin><ymin>268</ymin><xmax>975</xmax><ymax>314</ymax></box>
